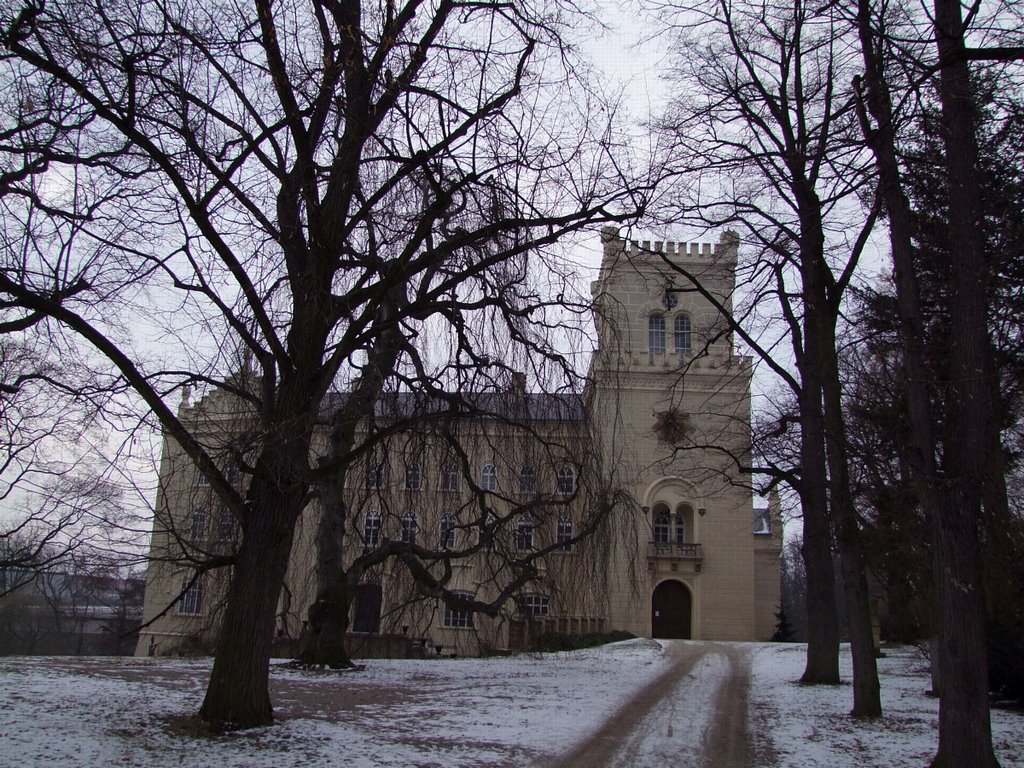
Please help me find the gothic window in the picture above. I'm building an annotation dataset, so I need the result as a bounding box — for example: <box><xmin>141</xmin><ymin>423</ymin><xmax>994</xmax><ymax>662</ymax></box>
<box><xmin>439</xmin><ymin>513</ymin><xmax>457</xmax><ymax>549</ymax></box>
<box><xmin>405</xmin><ymin>462</ymin><xmax>422</xmax><ymax>491</ymax></box>
<box><xmin>443</xmin><ymin>592</ymin><xmax>475</xmax><ymax>628</ymax></box>
<box><xmin>518</xmin><ymin>465</ymin><xmax>536</xmax><ymax>494</ymax></box>
<box><xmin>481</xmin><ymin>464</ymin><xmax>498</xmax><ymax>491</ymax></box>
<box><xmin>556</xmin><ymin>465</ymin><xmax>576</xmax><ymax>495</ymax></box>
<box><xmin>515</xmin><ymin>516</ymin><xmax>535</xmax><ymax>550</ymax></box>
<box><xmin>675</xmin><ymin>314</ymin><xmax>692</xmax><ymax>356</ymax></box>
<box><xmin>556</xmin><ymin>514</ymin><xmax>573</xmax><ymax>552</ymax></box>
<box><xmin>401</xmin><ymin>511</ymin><xmax>419</xmax><ymax>545</ymax></box>
<box><xmin>440</xmin><ymin>462</ymin><xmax>460</xmax><ymax>492</ymax></box>
<box><xmin>363</xmin><ymin>510</ymin><xmax>382</xmax><ymax>547</ymax></box>
<box><xmin>653</xmin><ymin>508</ymin><xmax>671</xmax><ymax>544</ymax></box>
<box><xmin>649</xmin><ymin>314</ymin><xmax>666</xmax><ymax>354</ymax></box>
<box><xmin>178</xmin><ymin>577</ymin><xmax>204</xmax><ymax>615</ymax></box>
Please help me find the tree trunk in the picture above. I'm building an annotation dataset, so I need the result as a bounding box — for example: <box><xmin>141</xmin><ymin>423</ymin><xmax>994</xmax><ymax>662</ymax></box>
<box><xmin>299</xmin><ymin>579</ymin><xmax>355</xmax><ymax>668</ymax></box>
<box><xmin>855</xmin><ymin>1</ymin><xmax>999</xmax><ymax>761</ymax></box>
<box><xmin>929</xmin><ymin>0</ymin><xmax>999</xmax><ymax>763</ymax></box>
<box><xmin>822</xmin><ymin>335</ymin><xmax>882</xmax><ymax>716</ymax></box>
<box><xmin>797</xmin><ymin>183</ymin><xmax>881</xmax><ymax>713</ymax></box>
<box><xmin>299</xmin><ymin>463</ymin><xmax>355</xmax><ymax>669</ymax></box>
<box><xmin>796</xmin><ymin>378</ymin><xmax>841</xmax><ymax>684</ymax></box>
<box><xmin>299</xmin><ymin>299</ymin><xmax>404</xmax><ymax>667</ymax></box>
<box><xmin>199</xmin><ymin>483</ymin><xmax>299</xmax><ymax>728</ymax></box>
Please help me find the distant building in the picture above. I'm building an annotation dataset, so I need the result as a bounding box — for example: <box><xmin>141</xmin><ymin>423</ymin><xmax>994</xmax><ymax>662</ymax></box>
<box><xmin>136</xmin><ymin>231</ymin><xmax>781</xmax><ymax>657</ymax></box>
<box><xmin>0</xmin><ymin>569</ymin><xmax>144</xmax><ymax>656</ymax></box>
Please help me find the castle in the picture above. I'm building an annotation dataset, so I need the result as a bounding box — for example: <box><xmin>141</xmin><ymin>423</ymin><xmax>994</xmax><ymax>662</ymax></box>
<box><xmin>135</xmin><ymin>229</ymin><xmax>781</xmax><ymax>657</ymax></box>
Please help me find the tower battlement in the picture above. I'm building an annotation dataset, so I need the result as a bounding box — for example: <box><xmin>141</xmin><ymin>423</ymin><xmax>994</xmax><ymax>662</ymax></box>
<box><xmin>600</xmin><ymin>227</ymin><xmax>738</xmax><ymax>271</ymax></box>
<box><xmin>625</xmin><ymin>239</ymin><xmax>714</xmax><ymax>258</ymax></box>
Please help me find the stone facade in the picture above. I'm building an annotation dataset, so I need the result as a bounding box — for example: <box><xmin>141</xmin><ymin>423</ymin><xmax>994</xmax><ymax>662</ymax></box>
<box><xmin>135</xmin><ymin>231</ymin><xmax>781</xmax><ymax>657</ymax></box>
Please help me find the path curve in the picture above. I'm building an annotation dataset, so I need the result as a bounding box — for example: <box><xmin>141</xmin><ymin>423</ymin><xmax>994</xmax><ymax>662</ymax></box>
<box><xmin>549</xmin><ymin>641</ymin><xmax>753</xmax><ymax>768</ymax></box>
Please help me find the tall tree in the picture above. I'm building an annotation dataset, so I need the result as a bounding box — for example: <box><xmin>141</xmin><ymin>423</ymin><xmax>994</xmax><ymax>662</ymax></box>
<box><xmin>853</xmin><ymin>0</ymin><xmax>1024</xmax><ymax>761</ymax></box>
<box><xmin>0</xmin><ymin>0</ymin><xmax>645</xmax><ymax>727</ymax></box>
<box><xmin>844</xmin><ymin>76</ymin><xmax>1024</xmax><ymax>647</ymax></box>
<box><xmin>652</xmin><ymin>0</ymin><xmax>881</xmax><ymax>713</ymax></box>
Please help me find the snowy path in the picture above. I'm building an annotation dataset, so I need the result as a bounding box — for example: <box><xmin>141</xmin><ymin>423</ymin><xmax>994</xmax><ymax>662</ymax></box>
<box><xmin>551</xmin><ymin>641</ymin><xmax>753</xmax><ymax>768</ymax></box>
<box><xmin>3</xmin><ymin>643</ymin><xmax>1021</xmax><ymax>767</ymax></box>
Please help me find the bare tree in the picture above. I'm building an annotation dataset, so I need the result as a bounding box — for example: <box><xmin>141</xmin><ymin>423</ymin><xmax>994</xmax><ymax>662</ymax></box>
<box><xmin>0</xmin><ymin>0</ymin><xmax>647</xmax><ymax>727</ymax></box>
<box><xmin>295</xmin><ymin>383</ymin><xmax>633</xmax><ymax>667</ymax></box>
<box><xmin>651</xmin><ymin>0</ymin><xmax>881</xmax><ymax>713</ymax></box>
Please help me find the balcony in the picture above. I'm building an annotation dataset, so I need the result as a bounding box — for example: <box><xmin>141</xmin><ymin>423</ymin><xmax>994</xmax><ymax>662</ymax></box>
<box><xmin>647</xmin><ymin>541</ymin><xmax>703</xmax><ymax>573</ymax></box>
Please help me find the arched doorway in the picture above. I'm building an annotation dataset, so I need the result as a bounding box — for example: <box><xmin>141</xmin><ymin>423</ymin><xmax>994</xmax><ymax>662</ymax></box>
<box><xmin>651</xmin><ymin>580</ymin><xmax>692</xmax><ymax>639</ymax></box>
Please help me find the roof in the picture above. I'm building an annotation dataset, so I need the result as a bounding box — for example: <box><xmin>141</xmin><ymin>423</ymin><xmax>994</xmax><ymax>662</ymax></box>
<box><xmin>323</xmin><ymin>391</ymin><xmax>587</xmax><ymax>423</ymax></box>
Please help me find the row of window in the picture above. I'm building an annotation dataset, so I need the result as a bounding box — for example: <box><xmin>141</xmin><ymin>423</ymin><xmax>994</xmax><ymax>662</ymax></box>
<box><xmin>649</xmin><ymin>314</ymin><xmax>692</xmax><ymax>356</ymax></box>
<box><xmin>366</xmin><ymin>462</ymin><xmax>577</xmax><ymax>494</ymax></box>
<box><xmin>187</xmin><ymin>507</ymin><xmax>237</xmax><ymax>543</ymax></box>
<box><xmin>194</xmin><ymin>457</ymin><xmax>578</xmax><ymax>496</ymax></box>
<box><xmin>363</xmin><ymin>510</ymin><xmax>574</xmax><ymax>552</ymax></box>
<box><xmin>442</xmin><ymin>592</ymin><xmax>550</xmax><ymax>628</ymax></box>
<box><xmin>178</xmin><ymin>577</ymin><xmax>552</xmax><ymax>625</ymax></box>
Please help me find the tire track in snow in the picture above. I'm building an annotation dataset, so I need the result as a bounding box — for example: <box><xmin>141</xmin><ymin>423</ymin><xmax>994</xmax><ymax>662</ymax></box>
<box><xmin>550</xmin><ymin>642</ymin><xmax>752</xmax><ymax>768</ymax></box>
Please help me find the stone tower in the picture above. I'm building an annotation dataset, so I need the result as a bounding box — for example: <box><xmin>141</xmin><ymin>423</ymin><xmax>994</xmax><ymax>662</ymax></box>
<box><xmin>589</xmin><ymin>228</ymin><xmax>779</xmax><ymax>640</ymax></box>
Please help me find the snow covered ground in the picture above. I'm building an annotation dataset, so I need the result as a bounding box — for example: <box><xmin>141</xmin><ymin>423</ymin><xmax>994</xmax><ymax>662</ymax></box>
<box><xmin>0</xmin><ymin>641</ymin><xmax>1021</xmax><ymax>767</ymax></box>
<box><xmin>751</xmin><ymin>643</ymin><xmax>1023</xmax><ymax>766</ymax></box>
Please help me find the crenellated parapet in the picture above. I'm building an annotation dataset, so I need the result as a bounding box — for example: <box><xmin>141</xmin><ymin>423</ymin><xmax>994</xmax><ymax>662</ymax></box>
<box><xmin>599</xmin><ymin>227</ymin><xmax>739</xmax><ymax>283</ymax></box>
<box><xmin>625</xmin><ymin>239</ymin><xmax>713</xmax><ymax>258</ymax></box>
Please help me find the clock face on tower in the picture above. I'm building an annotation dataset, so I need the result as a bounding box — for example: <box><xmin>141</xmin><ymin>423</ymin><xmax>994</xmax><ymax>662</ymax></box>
<box><xmin>661</xmin><ymin>291</ymin><xmax>678</xmax><ymax>310</ymax></box>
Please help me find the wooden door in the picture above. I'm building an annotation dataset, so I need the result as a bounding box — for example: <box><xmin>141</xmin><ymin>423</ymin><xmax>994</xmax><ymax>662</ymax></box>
<box><xmin>651</xmin><ymin>580</ymin><xmax>692</xmax><ymax>639</ymax></box>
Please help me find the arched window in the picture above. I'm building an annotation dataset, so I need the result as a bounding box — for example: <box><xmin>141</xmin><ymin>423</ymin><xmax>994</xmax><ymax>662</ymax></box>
<box><xmin>481</xmin><ymin>464</ymin><xmax>498</xmax><ymax>491</ymax></box>
<box><xmin>439</xmin><ymin>513</ymin><xmax>456</xmax><ymax>549</ymax></box>
<box><xmin>363</xmin><ymin>510</ymin><xmax>382</xmax><ymax>547</ymax></box>
<box><xmin>516</xmin><ymin>516</ymin><xmax>535</xmax><ymax>550</ymax></box>
<box><xmin>653</xmin><ymin>508</ymin><xmax>671</xmax><ymax>544</ymax></box>
<box><xmin>401</xmin><ymin>511</ymin><xmax>418</xmax><ymax>545</ymax></box>
<box><xmin>556</xmin><ymin>465</ymin><xmax>576</xmax><ymax>495</ymax></box>
<box><xmin>440</xmin><ymin>462</ymin><xmax>460</xmax><ymax>492</ymax></box>
<box><xmin>649</xmin><ymin>314</ymin><xmax>666</xmax><ymax>355</ymax></box>
<box><xmin>518</xmin><ymin>465</ymin><xmax>536</xmax><ymax>494</ymax></box>
<box><xmin>674</xmin><ymin>314</ymin><xmax>692</xmax><ymax>356</ymax></box>
<box><xmin>217</xmin><ymin>510</ymin><xmax>237</xmax><ymax>541</ymax></box>
<box><xmin>366</xmin><ymin>460</ymin><xmax>385</xmax><ymax>490</ymax></box>
<box><xmin>676</xmin><ymin>504</ymin><xmax>693</xmax><ymax>545</ymax></box>
<box><xmin>477</xmin><ymin>512</ymin><xmax>496</xmax><ymax>546</ymax></box>
<box><xmin>556</xmin><ymin>514</ymin><xmax>573</xmax><ymax>552</ymax></box>
<box><xmin>405</xmin><ymin>462</ymin><xmax>422</xmax><ymax>490</ymax></box>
